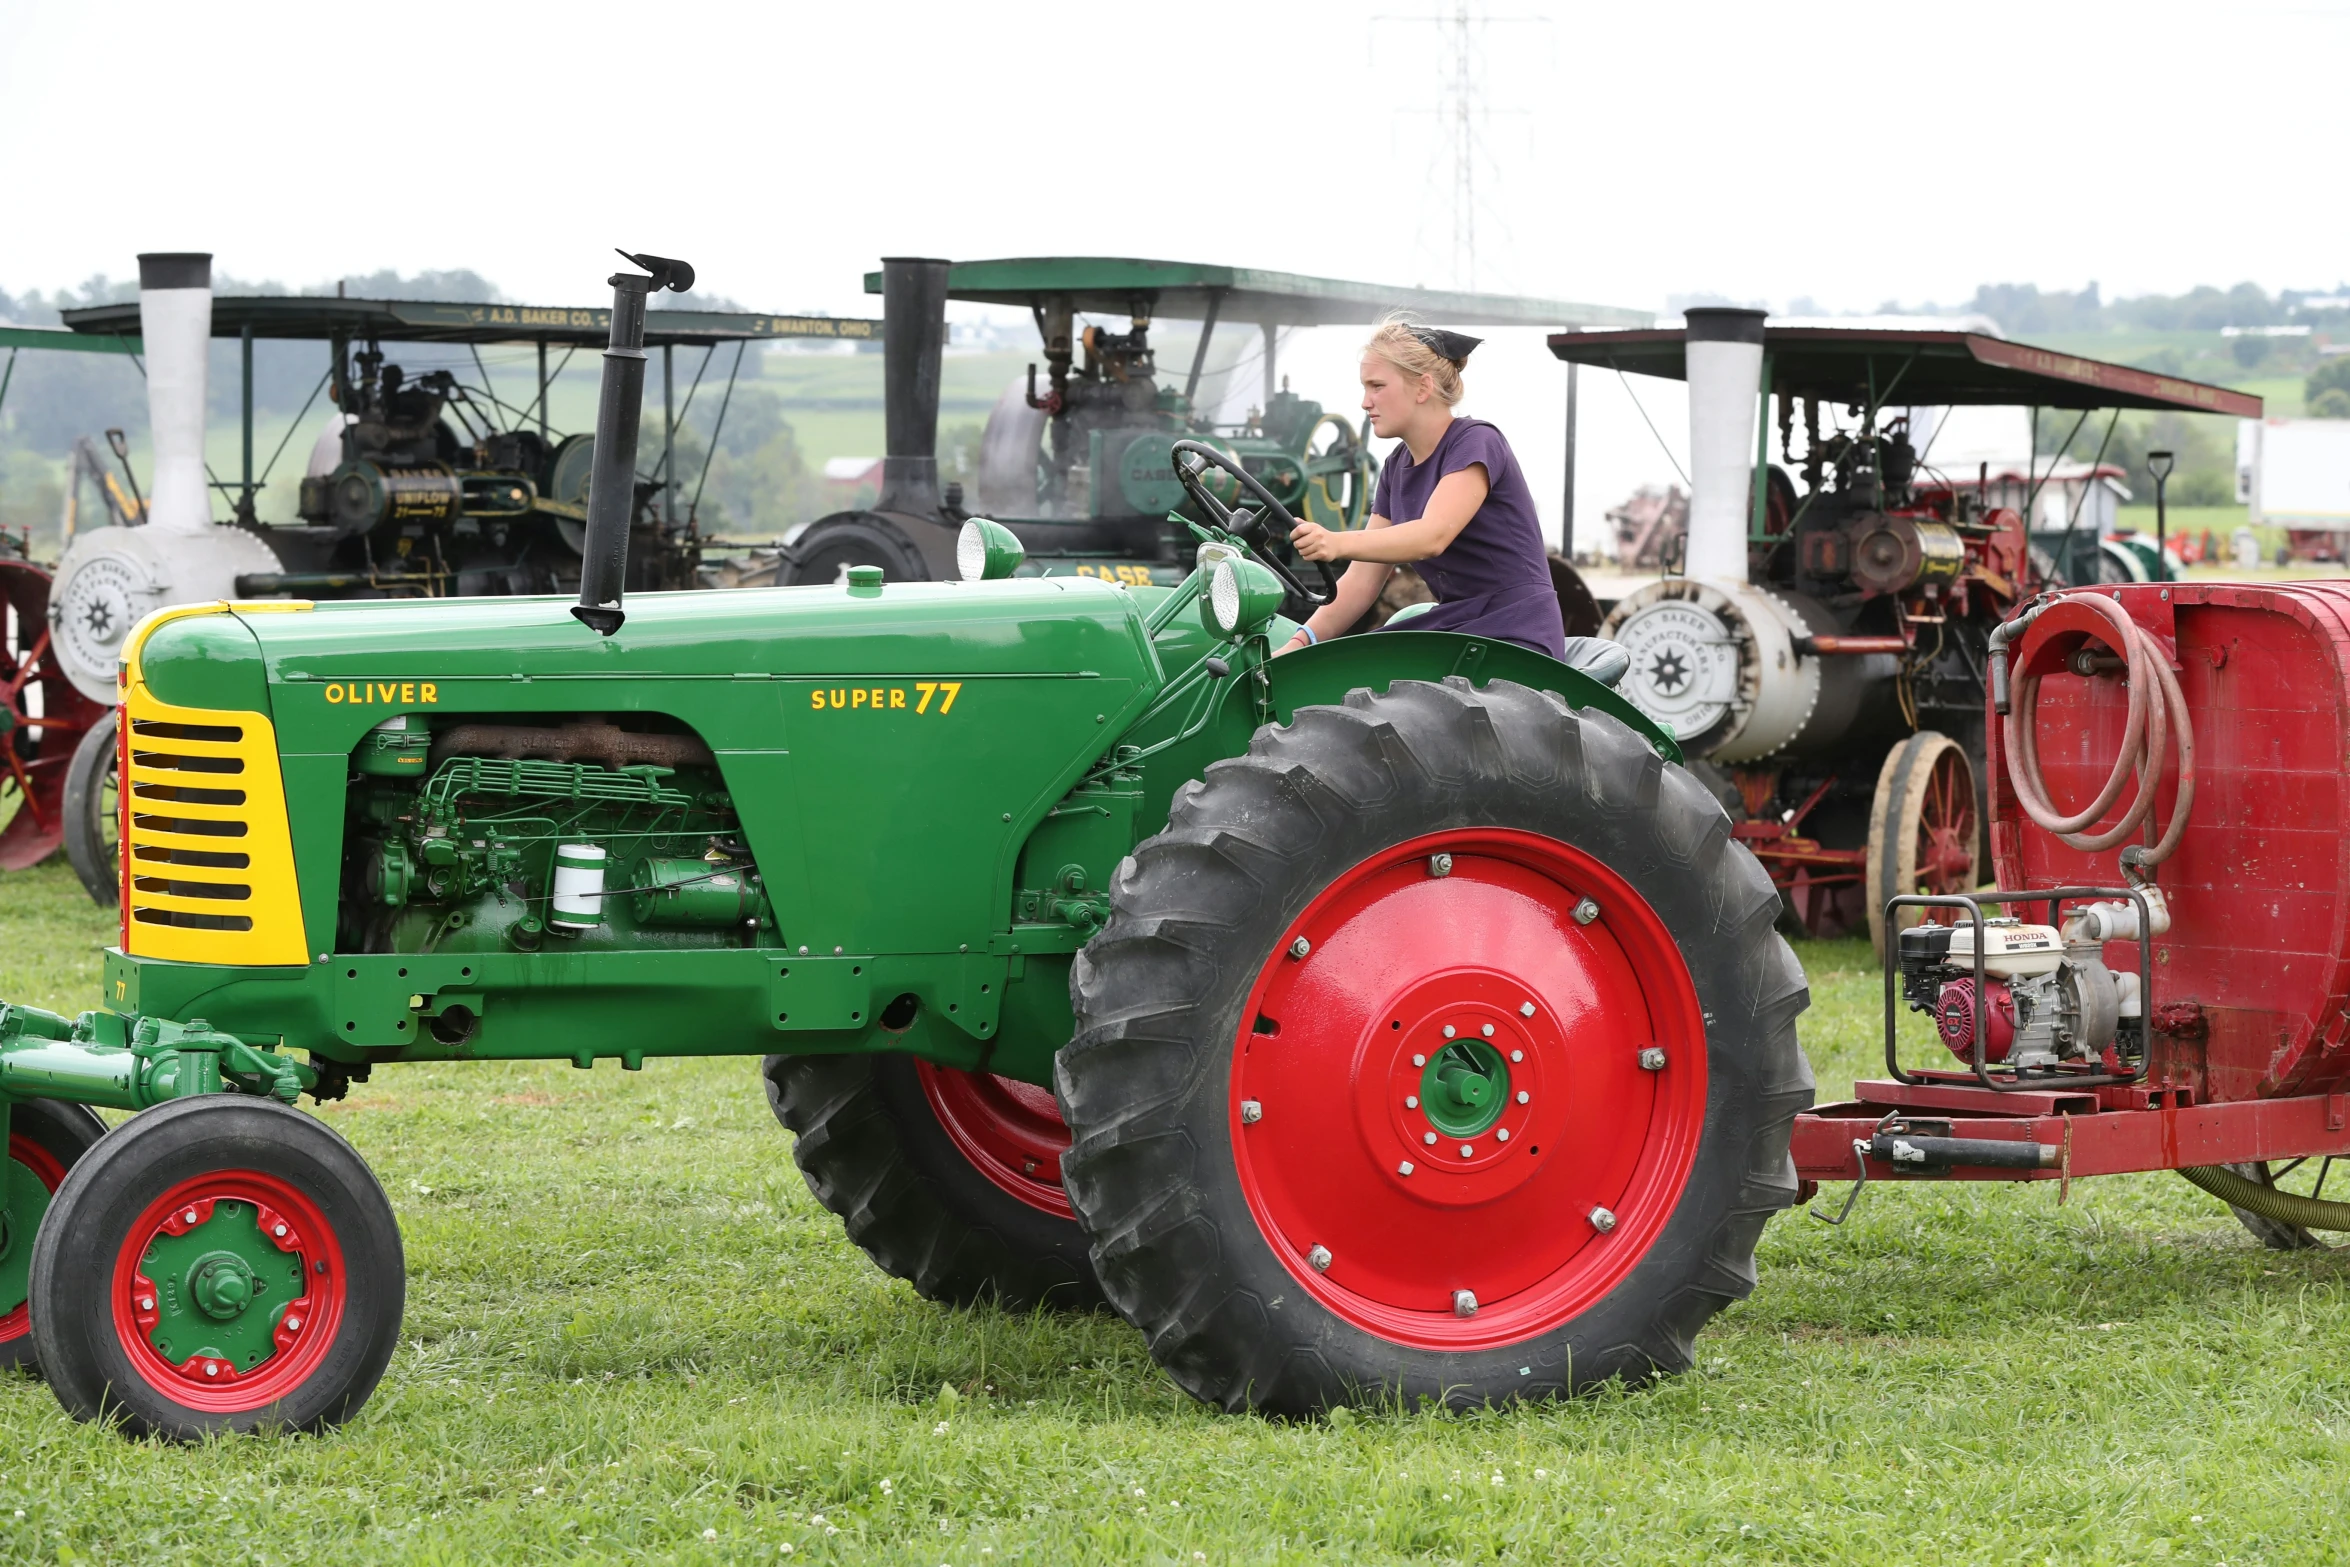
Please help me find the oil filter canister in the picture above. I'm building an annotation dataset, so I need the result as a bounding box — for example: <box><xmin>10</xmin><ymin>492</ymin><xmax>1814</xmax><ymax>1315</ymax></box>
<box><xmin>549</xmin><ymin>843</ymin><xmax>607</xmax><ymax>931</ymax></box>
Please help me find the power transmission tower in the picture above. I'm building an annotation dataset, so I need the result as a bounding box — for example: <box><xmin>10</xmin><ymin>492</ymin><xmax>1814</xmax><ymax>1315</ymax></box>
<box><xmin>1372</xmin><ymin>3</ymin><xmax>1548</xmax><ymax>292</ymax></box>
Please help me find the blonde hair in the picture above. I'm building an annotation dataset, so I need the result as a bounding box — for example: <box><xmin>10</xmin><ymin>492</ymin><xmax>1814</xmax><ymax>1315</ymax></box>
<box><xmin>1362</xmin><ymin>315</ymin><xmax>1466</xmax><ymax>406</ymax></box>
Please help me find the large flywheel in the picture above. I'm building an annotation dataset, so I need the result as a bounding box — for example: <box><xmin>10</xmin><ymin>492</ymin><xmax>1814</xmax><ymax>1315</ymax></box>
<box><xmin>0</xmin><ymin>555</ymin><xmax>105</xmax><ymax>870</ymax></box>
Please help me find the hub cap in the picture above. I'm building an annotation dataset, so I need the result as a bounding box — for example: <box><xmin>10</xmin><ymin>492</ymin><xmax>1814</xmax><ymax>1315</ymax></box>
<box><xmin>111</xmin><ymin>1172</ymin><xmax>346</xmax><ymax>1412</ymax></box>
<box><xmin>914</xmin><ymin>1062</ymin><xmax>1075</xmax><ymax>1218</ymax></box>
<box><xmin>1231</xmin><ymin>829</ymin><xmax>1708</xmax><ymax>1349</ymax></box>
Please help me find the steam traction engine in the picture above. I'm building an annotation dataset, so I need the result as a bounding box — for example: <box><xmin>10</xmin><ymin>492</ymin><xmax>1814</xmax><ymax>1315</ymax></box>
<box><xmin>1549</xmin><ymin>314</ymin><xmax>2263</xmax><ymax>947</ymax></box>
<box><xmin>776</xmin><ymin>257</ymin><xmax>1645</xmax><ymax>598</ymax></box>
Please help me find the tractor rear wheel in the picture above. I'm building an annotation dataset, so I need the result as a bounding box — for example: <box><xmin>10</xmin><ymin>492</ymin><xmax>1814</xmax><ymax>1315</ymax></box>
<box><xmin>1060</xmin><ymin>677</ymin><xmax>1812</xmax><ymax>1415</ymax></box>
<box><xmin>30</xmin><ymin>1097</ymin><xmax>404</xmax><ymax>1438</ymax></box>
<box><xmin>0</xmin><ymin>1099</ymin><xmax>108</xmax><ymax>1371</ymax></box>
<box><xmin>762</xmin><ymin>1053</ymin><xmax>1104</xmax><ymax>1311</ymax></box>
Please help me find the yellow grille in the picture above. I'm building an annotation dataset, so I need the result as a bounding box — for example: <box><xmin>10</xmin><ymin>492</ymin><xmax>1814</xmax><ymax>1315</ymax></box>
<box><xmin>121</xmin><ymin>684</ymin><xmax>308</xmax><ymax>967</ymax></box>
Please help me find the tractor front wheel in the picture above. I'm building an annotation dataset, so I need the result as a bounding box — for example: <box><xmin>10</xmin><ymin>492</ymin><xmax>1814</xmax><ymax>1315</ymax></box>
<box><xmin>0</xmin><ymin>1099</ymin><xmax>108</xmax><ymax>1371</ymax></box>
<box><xmin>1061</xmin><ymin>677</ymin><xmax>1812</xmax><ymax>1415</ymax></box>
<box><xmin>30</xmin><ymin>1097</ymin><xmax>404</xmax><ymax>1438</ymax></box>
<box><xmin>762</xmin><ymin>1053</ymin><xmax>1104</xmax><ymax>1311</ymax></box>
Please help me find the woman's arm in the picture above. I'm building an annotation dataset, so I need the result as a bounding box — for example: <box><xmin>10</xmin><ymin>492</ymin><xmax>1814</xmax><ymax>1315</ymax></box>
<box><xmin>1274</xmin><ymin>554</ymin><xmax>1393</xmax><ymax>654</ymax></box>
<box><xmin>1289</xmin><ymin>464</ymin><xmax>1488</xmax><ymax>566</ymax></box>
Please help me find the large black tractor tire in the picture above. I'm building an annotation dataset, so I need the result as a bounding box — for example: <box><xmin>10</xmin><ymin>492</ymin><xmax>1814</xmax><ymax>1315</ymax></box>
<box><xmin>0</xmin><ymin>1098</ymin><xmax>109</xmax><ymax>1372</ymax></box>
<box><xmin>762</xmin><ymin>1053</ymin><xmax>1105</xmax><ymax>1311</ymax></box>
<box><xmin>1059</xmin><ymin>677</ymin><xmax>1812</xmax><ymax>1416</ymax></box>
<box><xmin>62</xmin><ymin>711</ymin><xmax>117</xmax><ymax>906</ymax></box>
<box><xmin>31</xmin><ymin>1097</ymin><xmax>405</xmax><ymax>1439</ymax></box>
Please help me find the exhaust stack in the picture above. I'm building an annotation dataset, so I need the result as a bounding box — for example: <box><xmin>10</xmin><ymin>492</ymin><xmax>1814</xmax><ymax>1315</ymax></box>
<box><xmin>877</xmin><ymin>257</ymin><xmax>951</xmax><ymax>517</ymax></box>
<box><xmin>1682</xmin><ymin>308</ymin><xmax>1767</xmax><ymax>583</ymax></box>
<box><xmin>573</xmin><ymin>249</ymin><xmax>694</xmax><ymax>636</ymax></box>
<box><xmin>137</xmin><ymin>253</ymin><xmax>214</xmax><ymax>537</ymax></box>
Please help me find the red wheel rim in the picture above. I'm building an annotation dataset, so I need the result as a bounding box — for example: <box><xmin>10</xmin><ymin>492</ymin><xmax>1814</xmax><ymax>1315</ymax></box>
<box><xmin>1915</xmin><ymin>747</ymin><xmax>1976</xmax><ymax>894</ymax></box>
<box><xmin>110</xmin><ymin>1169</ymin><xmax>348</xmax><ymax>1413</ymax></box>
<box><xmin>0</xmin><ymin>1134</ymin><xmax>70</xmax><ymax>1345</ymax></box>
<box><xmin>1230</xmin><ymin>829</ymin><xmax>1708</xmax><ymax>1349</ymax></box>
<box><xmin>913</xmin><ymin>1061</ymin><xmax>1075</xmax><ymax>1219</ymax></box>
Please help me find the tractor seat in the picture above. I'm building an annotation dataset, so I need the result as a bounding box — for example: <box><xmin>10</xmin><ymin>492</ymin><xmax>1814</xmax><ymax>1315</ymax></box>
<box><xmin>1562</xmin><ymin>636</ymin><xmax>1630</xmax><ymax>688</ymax></box>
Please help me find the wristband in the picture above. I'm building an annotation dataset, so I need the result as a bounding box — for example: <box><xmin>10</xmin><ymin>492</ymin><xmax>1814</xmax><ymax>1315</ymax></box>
<box><xmin>1298</xmin><ymin>625</ymin><xmax>1319</xmax><ymax>646</ymax></box>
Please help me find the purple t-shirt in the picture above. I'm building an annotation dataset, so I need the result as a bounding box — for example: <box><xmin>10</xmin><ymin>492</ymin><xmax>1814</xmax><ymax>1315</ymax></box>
<box><xmin>1372</xmin><ymin>418</ymin><xmax>1565</xmax><ymax>660</ymax></box>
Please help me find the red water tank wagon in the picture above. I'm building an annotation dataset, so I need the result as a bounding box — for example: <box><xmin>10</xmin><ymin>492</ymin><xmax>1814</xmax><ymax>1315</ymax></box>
<box><xmin>1989</xmin><ymin>580</ymin><xmax>2350</xmax><ymax>1105</ymax></box>
<box><xmin>1794</xmin><ymin>580</ymin><xmax>2350</xmax><ymax>1193</ymax></box>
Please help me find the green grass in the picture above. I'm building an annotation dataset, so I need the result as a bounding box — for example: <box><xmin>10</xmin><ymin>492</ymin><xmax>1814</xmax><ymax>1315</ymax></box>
<box><xmin>0</xmin><ymin>856</ymin><xmax>2346</xmax><ymax>1562</ymax></box>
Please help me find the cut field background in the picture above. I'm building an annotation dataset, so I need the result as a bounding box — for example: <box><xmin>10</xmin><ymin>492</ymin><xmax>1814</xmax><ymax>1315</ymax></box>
<box><xmin>0</xmin><ymin>857</ymin><xmax>2344</xmax><ymax>1563</ymax></box>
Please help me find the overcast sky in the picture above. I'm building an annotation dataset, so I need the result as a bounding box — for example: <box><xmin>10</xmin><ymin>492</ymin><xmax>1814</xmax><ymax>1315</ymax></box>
<box><xmin>6</xmin><ymin>0</ymin><xmax>2340</xmax><ymax>313</ymax></box>
<box><xmin>3</xmin><ymin>0</ymin><xmax>2334</xmax><ymax>537</ymax></box>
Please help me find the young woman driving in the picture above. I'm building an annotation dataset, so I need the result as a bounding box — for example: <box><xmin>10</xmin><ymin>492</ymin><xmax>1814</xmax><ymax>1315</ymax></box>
<box><xmin>1276</xmin><ymin>318</ymin><xmax>1567</xmax><ymax>661</ymax></box>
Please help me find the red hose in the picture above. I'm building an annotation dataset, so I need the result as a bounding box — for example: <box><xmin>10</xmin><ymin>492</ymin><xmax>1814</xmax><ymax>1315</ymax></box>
<box><xmin>2004</xmin><ymin>594</ymin><xmax>2196</xmax><ymax>865</ymax></box>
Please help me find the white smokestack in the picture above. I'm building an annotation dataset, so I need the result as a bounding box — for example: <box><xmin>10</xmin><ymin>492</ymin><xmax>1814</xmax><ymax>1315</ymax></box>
<box><xmin>1682</xmin><ymin>308</ymin><xmax>1767</xmax><ymax>583</ymax></box>
<box><xmin>137</xmin><ymin>252</ymin><xmax>213</xmax><ymax>537</ymax></box>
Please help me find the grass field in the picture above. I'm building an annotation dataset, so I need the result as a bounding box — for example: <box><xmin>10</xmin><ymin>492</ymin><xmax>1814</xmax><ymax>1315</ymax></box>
<box><xmin>1</xmin><ymin>857</ymin><xmax>2346</xmax><ymax>1563</ymax></box>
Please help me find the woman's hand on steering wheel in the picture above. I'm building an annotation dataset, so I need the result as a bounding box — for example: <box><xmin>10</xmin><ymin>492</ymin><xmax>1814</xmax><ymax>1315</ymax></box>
<box><xmin>1286</xmin><ymin>520</ymin><xmax>1349</xmax><ymax>563</ymax></box>
<box><xmin>1169</xmin><ymin>439</ymin><xmax>1340</xmax><ymax>607</ymax></box>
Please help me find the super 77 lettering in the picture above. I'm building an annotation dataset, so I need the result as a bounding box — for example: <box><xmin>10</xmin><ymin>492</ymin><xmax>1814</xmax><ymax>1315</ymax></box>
<box><xmin>808</xmin><ymin>682</ymin><xmax>962</xmax><ymax>713</ymax></box>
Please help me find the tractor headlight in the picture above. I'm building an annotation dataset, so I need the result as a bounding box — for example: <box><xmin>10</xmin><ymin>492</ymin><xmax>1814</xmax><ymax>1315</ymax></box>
<box><xmin>956</xmin><ymin>517</ymin><xmax>1025</xmax><ymax>581</ymax></box>
<box><xmin>1201</xmin><ymin>557</ymin><xmax>1286</xmax><ymax>640</ymax></box>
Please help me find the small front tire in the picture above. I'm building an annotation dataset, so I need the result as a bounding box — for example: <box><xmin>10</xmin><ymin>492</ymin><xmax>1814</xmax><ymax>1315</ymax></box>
<box><xmin>30</xmin><ymin>1097</ymin><xmax>404</xmax><ymax>1439</ymax></box>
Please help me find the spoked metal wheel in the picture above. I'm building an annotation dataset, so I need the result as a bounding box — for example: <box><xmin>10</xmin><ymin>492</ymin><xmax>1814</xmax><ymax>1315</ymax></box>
<box><xmin>2201</xmin><ymin>1159</ymin><xmax>2350</xmax><ymax>1251</ymax></box>
<box><xmin>0</xmin><ymin>556</ymin><xmax>103</xmax><ymax>870</ymax></box>
<box><xmin>1866</xmin><ymin>730</ymin><xmax>1979</xmax><ymax>957</ymax></box>
<box><xmin>1300</xmin><ymin>413</ymin><xmax>1372</xmax><ymax>531</ymax></box>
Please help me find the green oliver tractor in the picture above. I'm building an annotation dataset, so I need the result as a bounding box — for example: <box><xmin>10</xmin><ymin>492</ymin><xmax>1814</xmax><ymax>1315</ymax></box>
<box><xmin>0</xmin><ymin>256</ymin><xmax>1809</xmax><ymax>1438</ymax></box>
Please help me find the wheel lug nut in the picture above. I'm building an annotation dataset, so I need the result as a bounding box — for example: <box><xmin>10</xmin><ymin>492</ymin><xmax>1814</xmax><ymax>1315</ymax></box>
<box><xmin>1308</xmin><ymin>1244</ymin><xmax>1332</xmax><ymax>1271</ymax></box>
<box><xmin>1427</xmin><ymin>854</ymin><xmax>1452</xmax><ymax>878</ymax></box>
<box><xmin>1638</xmin><ymin>1047</ymin><xmax>1667</xmax><ymax>1071</ymax></box>
<box><xmin>1453</xmin><ymin>1290</ymin><xmax>1478</xmax><ymax>1317</ymax></box>
<box><xmin>1405</xmin><ymin>1095</ymin><xmax>1418</xmax><ymax>1109</ymax></box>
<box><xmin>1573</xmin><ymin>897</ymin><xmax>1600</xmax><ymax>925</ymax></box>
<box><xmin>1588</xmin><ymin>1206</ymin><xmax>1618</xmax><ymax>1233</ymax></box>
<box><xmin>1481</xmin><ymin>1024</ymin><xmax>1494</xmax><ymax>1037</ymax></box>
<box><xmin>1516</xmin><ymin>1090</ymin><xmax>1530</xmax><ymax>1104</ymax></box>
<box><xmin>1288</xmin><ymin>936</ymin><xmax>1311</xmax><ymax>960</ymax></box>
<box><xmin>1496</xmin><ymin>1129</ymin><xmax>1510</xmax><ymax>1142</ymax></box>
<box><xmin>1442</xmin><ymin>1026</ymin><xmax>1455</xmax><ymax>1039</ymax></box>
<box><xmin>1240</xmin><ymin>1100</ymin><xmax>1263</xmax><ymax>1124</ymax></box>
<box><xmin>1412</xmin><ymin>1053</ymin><xmax>1426</xmax><ymax>1066</ymax></box>
<box><xmin>1397</xmin><ymin>1160</ymin><xmax>1414</xmax><ymax>1176</ymax></box>
<box><xmin>1510</xmin><ymin>1050</ymin><xmax>1523</xmax><ymax>1063</ymax></box>
<box><xmin>1520</xmin><ymin>1002</ymin><xmax>1536</xmax><ymax>1017</ymax></box>
<box><xmin>1458</xmin><ymin>1144</ymin><xmax>1474</xmax><ymax>1158</ymax></box>
<box><xmin>1423</xmin><ymin>1131</ymin><xmax>1438</xmax><ymax>1145</ymax></box>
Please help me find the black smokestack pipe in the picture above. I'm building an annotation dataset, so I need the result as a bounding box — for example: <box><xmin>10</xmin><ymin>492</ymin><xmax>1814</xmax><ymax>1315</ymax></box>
<box><xmin>575</xmin><ymin>249</ymin><xmax>694</xmax><ymax>636</ymax></box>
<box><xmin>877</xmin><ymin>256</ymin><xmax>951</xmax><ymax>517</ymax></box>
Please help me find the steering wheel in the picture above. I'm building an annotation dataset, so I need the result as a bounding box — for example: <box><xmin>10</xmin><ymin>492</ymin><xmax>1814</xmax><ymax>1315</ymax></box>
<box><xmin>1169</xmin><ymin>439</ymin><xmax>1339</xmax><ymax>607</ymax></box>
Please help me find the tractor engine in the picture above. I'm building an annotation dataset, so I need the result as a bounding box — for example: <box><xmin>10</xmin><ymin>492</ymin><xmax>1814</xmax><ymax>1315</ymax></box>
<box><xmin>337</xmin><ymin>715</ymin><xmax>773</xmax><ymax>964</ymax></box>
<box><xmin>1898</xmin><ymin>909</ymin><xmax>2143</xmax><ymax>1070</ymax></box>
